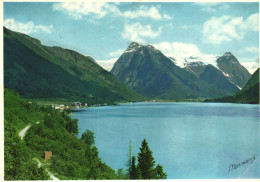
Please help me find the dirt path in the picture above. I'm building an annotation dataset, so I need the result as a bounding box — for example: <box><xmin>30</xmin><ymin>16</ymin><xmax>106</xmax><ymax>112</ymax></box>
<box><xmin>19</xmin><ymin>124</ymin><xmax>31</xmax><ymax>140</ymax></box>
<box><xmin>19</xmin><ymin>121</ymin><xmax>42</xmax><ymax>140</ymax></box>
<box><xmin>33</xmin><ymin>158</ymin><xmax>60</xmax><ymax>180</ymax></box>
<box><xmin>21</xmin><ymin>122</ymin><xmax>60</xmax><ymax>180</ymax></box>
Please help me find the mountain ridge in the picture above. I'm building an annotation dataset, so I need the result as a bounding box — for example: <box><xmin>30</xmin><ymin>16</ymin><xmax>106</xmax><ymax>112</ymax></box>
<box><xmin>111</xmin><ymin>42</ymin><xmax>240</xmax><ymax>99</ymax></box>
<box><xmin>4</xmin><ymin>27</ymin><xmax>144</xmax><ymax>104</ymax></box>
<box><xmin>205</xmin><ymin>68</ymin><xmax>259</xmax><ymax>104</ymax></box>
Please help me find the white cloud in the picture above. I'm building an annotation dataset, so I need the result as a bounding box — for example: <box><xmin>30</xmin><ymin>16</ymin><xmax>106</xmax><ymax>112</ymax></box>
<box><xmin>4</xmin><ymin>18</ymin><xmax>53</xmax><ymax>34</ymax></box>
<box><xmin>154</xmin><ymin>42</ymin><xmax>201</xmax><ymax>58</ymax></box>
<box><xmin>193</xmin><ymin>2</ymin><xmax>229</xmax><ymax>12</ymax></box>
<box><xmin>240</xmin><ymin>46</ymin><xmax>259</xmax><ymax>54</ymax></box>
<box><xmin>53</xmin><ymin>2</ymin><xmax>108</xmax><ymax>19</ymax></box>
<box><xmin>153</xmin><ymin>41</ymin><xmax>218</xmax><ymax>67</ymax></box>
<box><xmin>179</xmin><ymin>25</ymin><xmax>200</xmax><ymax>30</ymax></box>
<box><xmin>53</xmin><ymin>2</ymin><xmax>172</xmax><ymax>20</ymax></box>
<box><xmin>240</xmin><ymin>60</ymin><xmax>259</xmax><ymax>74</ymax></box>
<box><xmin>122</xmin><ymin>6</ymin><xmax>162</xmax><ymax>20</ymax></box>
<box><xmin>203</xmin><ymin>13</ymin><xmax>259</xmax><ymax>44</ymax></box>
<box><xmin>240</xmin><ymin>13</ymin><xmax>259</xmax><ymax>32</ymax></box>
<box><xmin>96</xmin><ymin>58</ymin><xmax>118</xmax><ymax>71</ymax></box>
<box><xmin>109</xmin><ymin>49</ymin><xmax>125</xmax><ymax>57</ymax></box>
<box><xmin>122</xmin><ymin>22</ymin><xmax>163</xmax><ymax>43</ymax></box>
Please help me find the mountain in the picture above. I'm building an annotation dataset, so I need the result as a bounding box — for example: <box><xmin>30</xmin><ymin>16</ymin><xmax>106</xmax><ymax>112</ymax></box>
<box><xmin>205</xmin><ymin>68</ymin><xmax>259</xmax><ymax>104</ymax></box>
<box><xmin>4</xmin><ymin>27</ymin><xmax>144</xmax><ymax>104</ymax></box>
<box><xmin>185</xmin><ymin>63</ymin><xmax>240</xmax><ymax>95</ymax></box>
<box><xmin>111</xmin><ymin>42</ymin><xmax>239</xmax><ymax>99</ymax></box>
<box><xmin>216</xmin><ymin>52</ymin><xmax>251</xmax><ymax>89</ymax></box>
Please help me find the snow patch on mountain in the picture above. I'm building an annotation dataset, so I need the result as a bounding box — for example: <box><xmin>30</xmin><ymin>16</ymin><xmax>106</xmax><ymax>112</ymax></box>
<box><xmin>125</xmin><ymin>42</ymin><xmax>142</xmax><ymax>54</ymax></box>
<box><xmin>169</xmin><ymin>55</ymin><xmax>219</xmax><ymax>68</ymax></box>
<box><xmin>215</xmin><ymin>66</ymin><xmax>243</xmax><ymax>90</ymax></box>
<box><xmin>96</xmin><ymin>58</ymin><xmax>118</xmax><ymax>71</ymax></box>
<box><xmin>217</xmin><ymin>68</ymin><xmax>230</xmax><ymax>78</ymax></box>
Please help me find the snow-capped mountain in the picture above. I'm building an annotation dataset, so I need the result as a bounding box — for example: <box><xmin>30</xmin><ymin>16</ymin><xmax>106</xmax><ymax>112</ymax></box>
<box><xmin>110</xmin><ymin>42</ymin><xmax>240</xmax><ymax>99</ymax></box>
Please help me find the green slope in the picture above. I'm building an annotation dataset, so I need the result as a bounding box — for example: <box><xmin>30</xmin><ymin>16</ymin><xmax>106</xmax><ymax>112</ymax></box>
<box><xmin>205</xmin><ymin>68</ymin><xmax>259</xmax><ymax>104</ymax></box>
<box><xmin>4</xmin><ymin>89</ymin><xmax>119</xmax><ymax>180</ymax></box>
<box><xmin>4</xmin><ymin>27</ymin><xmax>144</xmax><ymax>104</ymax></box>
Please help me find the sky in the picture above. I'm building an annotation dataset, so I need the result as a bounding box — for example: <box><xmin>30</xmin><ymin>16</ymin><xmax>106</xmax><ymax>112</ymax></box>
<box><xmin>3</xmin><ymin>2</ymin><xmax>260</xmax><ymax>73</ymax></box>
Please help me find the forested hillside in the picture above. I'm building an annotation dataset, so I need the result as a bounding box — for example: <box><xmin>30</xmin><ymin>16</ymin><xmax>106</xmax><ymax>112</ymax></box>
<box><xmin>4</xmin><ymin>89</ymin><xmax>118</xmax><ymax>180</ymax></box>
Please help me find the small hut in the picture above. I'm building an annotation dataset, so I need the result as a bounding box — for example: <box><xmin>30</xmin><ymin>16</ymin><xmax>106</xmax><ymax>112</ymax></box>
<box><xmin>44</xmin><ymin>151</ymin><xmax>52</xmax><ymax>159</ymax></box>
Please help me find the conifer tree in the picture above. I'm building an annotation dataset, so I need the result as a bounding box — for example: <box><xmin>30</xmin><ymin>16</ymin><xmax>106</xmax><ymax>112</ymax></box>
<box><xmin>126</xmin><ymin>140</ymin><xmax>132</xmax><ymax>178</ymax></box>
<box><xmin>137</xmin><ymin>139</ymin><xmax>155</xmax><ymax>179</ymax></box>
<box><xmin>155</xmin><ymin>164</ymin><xmax>167</xmax><ymax>179</ymax></box>
<box><xmin>130</xmin><ymin>155</ymin><xmax>136</xmax><ymax>179</ymax></box>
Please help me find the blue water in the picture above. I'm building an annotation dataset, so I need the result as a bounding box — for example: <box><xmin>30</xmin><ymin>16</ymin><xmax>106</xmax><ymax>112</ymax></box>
<box><xmin>72</xmin><ymin>102</ymin><xmax>259</xmax><ymax>179</ymax></box>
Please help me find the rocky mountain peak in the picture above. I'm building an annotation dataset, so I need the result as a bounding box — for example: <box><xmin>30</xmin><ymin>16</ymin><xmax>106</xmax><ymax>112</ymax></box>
<box><xmin>128</xmin><ymin>42</ymin><xmax>142</xmax><ymax>49</ymax></box>
<box><xmin>219</xmin><ymin>52</ymin><xmax>239</xmax><ymax>64</ymax></box>
<box><xmin>223</xmin><ymin>52</ymin><xmax>234</xmax><ymax>57</ymax></box>
<box><xmin>185</xmin><ymin>61</ymin><xmax>205</xmax><ymax>67</ymax></box>
<box><xmin>125</xmin><ymin>42</ymin><xmax>142</xmax><ymax>53</ymax></box>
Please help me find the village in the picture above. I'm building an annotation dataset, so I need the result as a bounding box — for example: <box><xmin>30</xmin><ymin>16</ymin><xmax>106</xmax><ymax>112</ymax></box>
<box><xmin>50</xmin><ymin>101</ymin><xmax>108</xmax><ymax>110</ymax></box>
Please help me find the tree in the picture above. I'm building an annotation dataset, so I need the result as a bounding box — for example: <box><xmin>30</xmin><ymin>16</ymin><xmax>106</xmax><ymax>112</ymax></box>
<box><xmin>81</xmin><ymin>129</ymin><xmax>95</xmax><ymax>146</ymax></box>
<box><xmin>130</xmin><ymin>155</ymin><xmax>135</xmax><ymax>179</ymax></box>
<box><xmin>135</xmin><ymin>165</ymin><xmax>141</xmax><ymax>179</ymax></box>
<box><xmin>126</xmin><ymin>140</ymin><xmax>132</xmax><ymax>178</ymax></box>
<box><xmin>117</xmin><ymin>168</ymin><xmax>127</xmax><ymax>179</ymax></box>
<box><xmin>66</xmin><ymin>119</ymin><xmax>79</xmax><ymax>134</ymax></box>
<box><xmin>130</xmin><ymin>155</ymin><xmax>141</xmax><ymax>179</ymax></box>
<box><xmin>155</xmin><ymin>164</ymin><xmax>167</xmax><ymax>179</ymax></box>
<box><xmin>137</xmin><ymin>139</ymin><xmax>155</xmax><ymax>179</ymax></box>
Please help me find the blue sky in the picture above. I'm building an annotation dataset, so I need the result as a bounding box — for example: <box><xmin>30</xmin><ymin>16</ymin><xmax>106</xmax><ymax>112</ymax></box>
<box><xmin>3</xmin><ymin>2</ymin><xmax>259</xmax><ymax>72</ymax></box>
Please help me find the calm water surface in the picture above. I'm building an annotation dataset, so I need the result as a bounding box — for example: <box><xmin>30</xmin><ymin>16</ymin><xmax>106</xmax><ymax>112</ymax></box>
<box><xmin>72</xmin><ymin>102</ymin><xmax>259</xmax><ymax>179</ymax></box>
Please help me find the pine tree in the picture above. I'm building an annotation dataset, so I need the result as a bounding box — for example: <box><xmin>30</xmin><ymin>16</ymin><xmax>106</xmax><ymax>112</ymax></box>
<box><xmin>130</xmin><ymin>155</ymin><xmax>136</xmax><ymax>179</ymax></box>
<box><xmin>155</xmin><ymin>164</ymin><xmax>167</xmax><ymax>179</ymax></box>
<box><xmin>137</xmin><ymin>139</ymin><xmax>155</xmax><ymax>179</ymax></box>
<box><xmin>135</xmin><ymin>165</ymin><xmax>141</xmax><ymax>179</ymax></box>
<box><xmin>126</xmin><ymin>140</ymin><xmax>132</xmax><ymax>178</ymax></box>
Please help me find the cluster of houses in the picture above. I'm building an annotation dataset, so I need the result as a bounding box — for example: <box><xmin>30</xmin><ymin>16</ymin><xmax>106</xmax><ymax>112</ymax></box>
<box><xmin>51</xmin><ymin>104</ymin><xmax>70</xmax><ymax>110</ymax></box>
<box><xmin>51</xmin><ymin>102</ymin><xmax>88</xmax><ymax>110</ymax></box>
<box><xmin>51</xmin><ymin>101</ymin><xmax>109</xmax><ymax>110</ymax></box>
<box><xmin>72</xmin><ymin>102</ymin><xmax>88</xmax><ymax>109</ymax></box>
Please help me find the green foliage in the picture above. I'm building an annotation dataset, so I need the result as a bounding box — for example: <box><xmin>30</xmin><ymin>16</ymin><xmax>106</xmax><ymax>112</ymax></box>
<box><xmin>4</xmin><ymin>118</ymin><xmax>49</xmax><ymax>180</ymax></box>
<box><xmin>81</xmin><ymin>129</ymin><xmax>95</xmax><ymax>146</ymax></box>
<box><xmin>117</xmin><ymin>168</ymin><xmax>128</xmax><ymax>179</ymax></box>
<box><xmin>126</xmin><ymin>140</ymin><xmax>132</xmax><ymax>178</ymax></box>
<box><xmin>4</xmin><ymin>88</ymin><xmax>42</xmax><ymax>130</ymax></box>
<box><xmin>130</xmin><ymin>155</ymin><xmax>141</xmax><ymax>179</ymax></box>
<box><xmin>4</xmin><ymin>89</ymin><xmax>119</xmax><ymax>180</ymax></box>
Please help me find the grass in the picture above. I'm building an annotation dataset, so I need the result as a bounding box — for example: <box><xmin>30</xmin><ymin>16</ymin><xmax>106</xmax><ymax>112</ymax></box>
<box><xmin>29</xmin><ymin>98</ymin><xmax>77</xmax><ymax>106</ymax></box>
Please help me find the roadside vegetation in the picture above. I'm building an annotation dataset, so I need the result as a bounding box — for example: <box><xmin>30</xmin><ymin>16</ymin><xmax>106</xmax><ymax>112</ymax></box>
<box><xmin>4</xmin><ymin>89</ymin><xmax>117</xmax><ymax>180</ymax></box>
